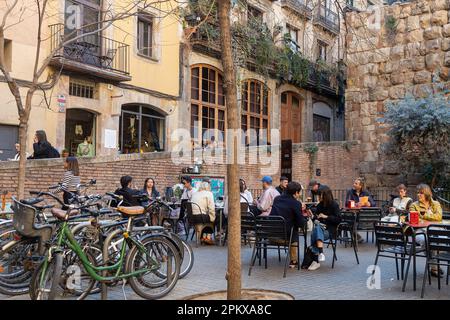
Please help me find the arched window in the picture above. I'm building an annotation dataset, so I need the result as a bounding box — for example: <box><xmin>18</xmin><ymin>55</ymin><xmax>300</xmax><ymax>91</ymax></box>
<box><xmin>191</xmin><ymin>65</ymin><xmax>226</xmax><ymax>147</ymax></box>
<box><xmin>241</xmin><ymin>79</ymin><xmax>270</xmax><ymax>145</ymax></box>
<box><xmin>119</xmin><ymin>104</ymin><xmax>165</xmax><ymax>154</ymax></box>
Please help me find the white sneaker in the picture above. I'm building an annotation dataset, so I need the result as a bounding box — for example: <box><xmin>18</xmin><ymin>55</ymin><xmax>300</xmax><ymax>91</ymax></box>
<box><xmin>318</xmin><ymin>253</ymin><xmax>326</xmax><ymax>262</ymax></box>
<box><xmin>308</xmin><ymin>261</ymin><xmax>321</xmax><ymax>271</ymax></box>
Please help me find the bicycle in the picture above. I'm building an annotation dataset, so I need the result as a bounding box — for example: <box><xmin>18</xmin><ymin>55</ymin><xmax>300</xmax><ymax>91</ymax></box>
<box><xmin>29</xmin><ymin>199</ymin><xmax>181</xmax><ymax>300</ymax></box>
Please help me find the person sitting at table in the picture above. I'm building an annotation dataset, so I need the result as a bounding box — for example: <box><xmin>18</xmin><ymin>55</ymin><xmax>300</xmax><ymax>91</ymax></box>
<box><xmin>253</xmin><ymin>176</ymin><xmax>280</xmax><ymax>216</ymax></box>
<box><xmin>114</xmin><ymin>175</ymin><xmax>141</xmax><ymax>207</ymax></box>
<box><xmin>224</xmin><ymin>178</ymin><xmax>253</xmax><ymax>217</ymax></box>
<box><xmin>410</xmin><ymin>183</ymin><xmax>443</xmax><ymax>277</ymax></box>
<box><xmin>307</xmin><ymin>186</ymin><xmax>342</xmax><ymax>271</ymax></box>
<box><xmin>388</xmin><ymin>184</ymin><xmax>413</xmax><ymax>216</ymax></box>
<box><xmin>142</xmin><ymin>177</ymin><xmax>160</xmax><ymax>200</ymax></box>
<box><xmin>308</xmin><ymin>180</ymin><xmax>328</xmax><ymax>203</ymax></box>
<box><xmin>275</xmin><ymin>176</ymin><xmax>289</xmax><ymax>195</ymax></box>
<box><xmin>269</xmin><ymin>181</ymin><xmax>307</xmax><ymax>269</ymax></box>
<box><xmin>409</xmin><ymin>184</ymin><xmax>442</xmax><ymax>222</ymax></box>
<box><xmin>345</xmin><ymin>177</ymin><xmax>376</xmax><ymax>208</ymax></box>
<box><xmin>190</xmin><ymin>181</ymin><xmax>216</xmax><ymax>245</ymax></box>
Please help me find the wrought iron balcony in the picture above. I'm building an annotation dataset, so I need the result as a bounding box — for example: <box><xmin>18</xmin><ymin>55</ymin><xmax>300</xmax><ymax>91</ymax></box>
<box><xmin>281</xmin><ymin>0</ymin><xmax>313</xmax><ymax>19</ymax></box>
<box><xmin>49</xmin><ymin>24</ymin><xmax>131</xmax><ymax>82</ymax></box>
<box><xmin>314</xmin><ymin>5</ymin><xmax>340</xmax><ymax>35</ymax></box>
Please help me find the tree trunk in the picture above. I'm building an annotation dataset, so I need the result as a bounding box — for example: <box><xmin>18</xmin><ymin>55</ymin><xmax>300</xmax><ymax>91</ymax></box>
<box><xmin>17</xmin><ymin>93</ymin><xmax>33</xmax><ymax>199</ymax></box>
<box><xmin>218</xmin><ymin>0</ymin><xmax>241</xmax><ymax>300</ymax></box>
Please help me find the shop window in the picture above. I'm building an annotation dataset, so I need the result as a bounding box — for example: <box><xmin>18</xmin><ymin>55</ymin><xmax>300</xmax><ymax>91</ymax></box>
<box><xmin>119</xmin><ymin>104</ymin><xmax>165</xmax><ymax>154</ymax></box>
<box><xmin>65</xmin><ymin>109</ymin><xmax>96</xmax><ymax>157</ymax></box>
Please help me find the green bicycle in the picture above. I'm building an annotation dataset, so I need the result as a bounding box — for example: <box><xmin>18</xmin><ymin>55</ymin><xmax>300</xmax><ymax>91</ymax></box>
<box><xmin>25</xmin><ymin>202</ymin><xmax>180</xmax><ymax>300</ymax></box>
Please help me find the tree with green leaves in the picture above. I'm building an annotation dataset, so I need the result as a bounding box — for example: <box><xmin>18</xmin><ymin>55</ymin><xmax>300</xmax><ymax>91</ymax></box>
<box><xmin>378</xmin><ymin>88</ymin><xmax>450</xmax><ymax>188</ymax></box>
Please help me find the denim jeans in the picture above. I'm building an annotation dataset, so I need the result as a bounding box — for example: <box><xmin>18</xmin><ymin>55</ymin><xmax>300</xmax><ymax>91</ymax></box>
<box><xmin>310</xmin><ymin>223</ymin><xmax>330</xmax><ymax>255</ymax></box>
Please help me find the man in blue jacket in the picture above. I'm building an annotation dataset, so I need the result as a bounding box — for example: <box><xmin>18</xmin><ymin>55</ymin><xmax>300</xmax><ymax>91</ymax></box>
<box><xmin>270</xmin><ymin>181</ymin><xmax>307</xmax><ymax>268</ymax></box>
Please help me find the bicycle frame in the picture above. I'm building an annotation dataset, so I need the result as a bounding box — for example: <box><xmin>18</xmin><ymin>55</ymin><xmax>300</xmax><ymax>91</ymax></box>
<box><xmin>39</xmin><ymin>217</ymin><xmax>160</xmax><ymax>287</ymax></box>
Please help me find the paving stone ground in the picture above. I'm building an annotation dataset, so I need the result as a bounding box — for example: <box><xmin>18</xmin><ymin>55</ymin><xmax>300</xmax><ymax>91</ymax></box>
<box><xmin>1</xmin><ymin>235</ymin><xmax>449</xmax><ymax>300</ymax></box>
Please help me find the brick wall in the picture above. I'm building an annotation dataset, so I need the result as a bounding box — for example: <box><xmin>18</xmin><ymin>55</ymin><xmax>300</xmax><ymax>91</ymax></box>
<box><xmin>0</xmin><ymin>141</ymin><xmax>360</xmax><ymax>200</ymax></box>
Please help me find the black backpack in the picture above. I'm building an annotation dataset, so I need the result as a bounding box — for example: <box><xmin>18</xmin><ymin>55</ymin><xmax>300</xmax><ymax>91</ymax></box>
<box><xmin>48</xmin><ymin>146</ymin><xmax>60</xmax><ymax>158</ymax></box>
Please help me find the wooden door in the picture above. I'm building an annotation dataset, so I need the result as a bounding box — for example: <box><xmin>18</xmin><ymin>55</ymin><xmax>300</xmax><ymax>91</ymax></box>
<box><xmin>281</xmin><ymin>92</ymin><xmax>302</xmax><ymax>143</ymax></box>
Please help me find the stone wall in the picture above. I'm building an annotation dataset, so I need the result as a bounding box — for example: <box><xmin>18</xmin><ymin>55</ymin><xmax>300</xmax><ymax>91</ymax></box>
<box><xmin>345</xmin><ymin>0</ymin><xmax>450</xmax><ymax>186</ymax></box>
<box><xmin>0</xmin><ymin>142</ymin><xmax>360</xmax><ymax>199</ymax></box>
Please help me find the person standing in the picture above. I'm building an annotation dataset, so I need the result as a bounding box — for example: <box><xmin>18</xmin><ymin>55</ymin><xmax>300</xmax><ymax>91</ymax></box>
<box><xmin>270</xmin><ymin>181</ymin><xmax>307</xmax><ymax>268</ymax></box>
<box><xmin>9</xmin><ymin>143</ymin><xmax>29</xmax><ymax>161</ymax></box>
<box><xmin>51</xmin><ymin>156</ymin><xmax>81</xmax><ymax>208</ymax></box>
<box><xmin>275</xmin><ymin>176</ymin><xmax>289</xmax><ymax>195</ymax></box>
<box><xmin>28</xmin><ymin>130</ymin><xmax>59</xmax><ymax>159</ymax></box>
<box><xmin>253</xmin><ymin>176</ymin><xmax>280</xmax><ymax>216</ymax></box>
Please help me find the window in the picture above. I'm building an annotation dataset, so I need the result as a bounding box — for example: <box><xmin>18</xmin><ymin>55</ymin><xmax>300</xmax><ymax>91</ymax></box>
<box><xmin>190</xmin><ymin>65</ymin><xmax>226</xmax><ymax>148</ymax></box>
<box><xmin>313</xmin><ymin>114</ymin><xmax>330</xmax><ymax>142</ymax></box>
<box><xmin>241</xmin><ymin>79</ymin><xmax>270</xmax><ymax>145</ymax></box>
<box><xmin>137</xmin><ymin>11</ymin><xmax>154</xmax><ymax>58</ymax></box>
<box><xmin>286</xmin><ymin>24</ymin><xmax>299</xmax><ymax>44</ymax></box>
<box><xmin>65</xmin><ymin>109</ymin><xmax>96</xmax><ymax>156</ymax></box>
<box><xmin>69</xmin><ymin>78</ymin><xmax>96</xmax><ymax>99</ymax></box>
<box><xmin>317</xmin><ymin>40</ymin><xmax>328</xmax><ymax>61</ymax></box>
<box><xmin>119</xmin><ymin>104</ymin><xmax>165</xmax><ymax>154</ymax></box>
<box><xmin>64</xmin><ymin>0</ymin><xmax>101</xmax><ymax>38</ymax></box>
<box><xmin>247</xmin><ymin>5</ymin><xmax>263</xmax><ymax>22</ymax></box>
<box><xmin>3</xmin><ymin>39</ymin><xmax>12</xmax><ymax>72</ymax></box>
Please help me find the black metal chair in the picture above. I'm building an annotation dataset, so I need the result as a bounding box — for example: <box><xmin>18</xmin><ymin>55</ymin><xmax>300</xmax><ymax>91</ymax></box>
<box><xmin>373</xmin><ymin>221</ymin><xmax>426</xmax><ymax>292</ymax></box>
<box><xmin>222</xmin><ymin>202</ymin><xmax>251</xmax><ymax>246</ymax></box>
<box><xmin>185</xmin><ymin>201</ymin><xmax>215</xmax><ymax>247</ymax></box>
<box><xmin>421</xmin><ymin>224</ymin><xmax>450</xmax><ymax>298</ymax></box>
<box><xmin>325</xmin><ymin>210</ymin><xmax>360</xmax><ymax>268</ymax></box>
<box><xmin>357</xmin><ymin>208</ymin><xmax>382</xmax><ymax>243</ymax></box>
<box><xmin>248</xmin><ymin>216</ymin><xmax>299</xmax><ymax>278</ymax></box>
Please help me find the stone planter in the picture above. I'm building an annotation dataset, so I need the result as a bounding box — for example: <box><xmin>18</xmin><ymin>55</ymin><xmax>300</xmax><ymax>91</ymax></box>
<box><xmin>183</xmin><ymin>289</ymin><xmax>294</xmax><ymax>300</ymax></box>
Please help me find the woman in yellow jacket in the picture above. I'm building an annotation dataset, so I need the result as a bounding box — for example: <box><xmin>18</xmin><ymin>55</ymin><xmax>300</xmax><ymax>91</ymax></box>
<box><xmin>409</xmin><ymin>184</ymin><xmax>442</xmax><ymax>222</ymax></box>
<box><xmin>409</xmin><ymin>183</ymin><xmax>443</xmax><ymax>277</ymax></box>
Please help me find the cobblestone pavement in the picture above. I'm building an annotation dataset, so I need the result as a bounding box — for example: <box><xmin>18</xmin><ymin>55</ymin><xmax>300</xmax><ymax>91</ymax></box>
<box><xmin>1</xmin><ymin>235</ymin><xmax>449</xmax><ymax>300</ymax></box>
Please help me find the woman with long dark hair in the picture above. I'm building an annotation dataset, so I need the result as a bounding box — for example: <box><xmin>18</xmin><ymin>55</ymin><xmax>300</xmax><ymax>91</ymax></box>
<box><xmin>51</xmin><ymin>156</ymin><xmax>81</xmax><ymax>207</ymax></box>
<box><xmin>28</xmin><ymin>130</ymin><xmax>56</xmax><ymax>159</ymax></box>
<box><xmin>142</xmin><ymin>177</ymin><xmax>160</xmax><ymax>200</ymax></box>
<box><xmin>305</xmin><ymin>186</ymin><xmax>341</xmax><ymax>271</ymax></box>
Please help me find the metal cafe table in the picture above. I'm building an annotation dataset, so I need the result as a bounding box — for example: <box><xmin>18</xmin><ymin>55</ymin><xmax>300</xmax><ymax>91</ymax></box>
<box><xmin>402</xmin><ymin>219</ymin><xmax>450</xmax><ymax>291</ymax></box>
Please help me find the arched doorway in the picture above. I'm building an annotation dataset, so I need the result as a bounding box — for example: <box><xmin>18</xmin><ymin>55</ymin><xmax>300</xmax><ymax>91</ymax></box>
<box><xmin>119</xmin><ymin>104</ymin><xmax>166</xmax><ymax>154</ymax></box>
<box><xmin>65</xmin><ymin>109</ymin><xmax>96</xmax><ymax>157</ymax></box>
<box><xmin>281</xmin><ymin>91</ymin><xmax>302</xmax><ymax>143</ymax></box>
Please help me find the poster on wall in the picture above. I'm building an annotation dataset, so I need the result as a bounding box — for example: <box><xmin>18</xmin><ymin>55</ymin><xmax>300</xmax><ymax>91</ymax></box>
<box><xmin>191</xmin><ymin>176</ymin><xmax>225</xmax><ymax>202</ymax></box>
<box><xmin>104</xmin><ymin>129</ymin><xmax>117</xmax><ymax>149</ymax></box>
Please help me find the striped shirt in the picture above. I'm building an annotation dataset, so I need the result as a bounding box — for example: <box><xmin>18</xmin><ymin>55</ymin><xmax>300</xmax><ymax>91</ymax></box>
<box><xmin>52</xmin><ymin>171</ymin><xmax>81</xmax><ymax>194</ymax></box>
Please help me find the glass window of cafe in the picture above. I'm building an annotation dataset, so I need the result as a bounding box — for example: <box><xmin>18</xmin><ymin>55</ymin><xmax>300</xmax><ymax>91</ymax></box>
<box><xmin>119</xmin><ymin>104</ymin><xmax>165</xmax><ymax>154</ymax></box>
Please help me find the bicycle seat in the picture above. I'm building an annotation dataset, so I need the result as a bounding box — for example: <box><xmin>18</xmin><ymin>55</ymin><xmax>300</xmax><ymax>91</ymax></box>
<box><xmin>51</xmin><ymin>208</ymin><xmax>80</xmax><ymax>220</ymax></box>
<box><xmin>117</xmin><ymin>206</ymin><xmax>145</xmax><ymax>216</ymax></box>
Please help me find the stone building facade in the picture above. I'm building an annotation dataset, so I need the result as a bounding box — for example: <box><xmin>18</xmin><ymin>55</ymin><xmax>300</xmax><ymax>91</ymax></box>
<box><xmin>345</xmin><ymin>0</ymin><xmax>450</xmax><ymax>186</ymax></box>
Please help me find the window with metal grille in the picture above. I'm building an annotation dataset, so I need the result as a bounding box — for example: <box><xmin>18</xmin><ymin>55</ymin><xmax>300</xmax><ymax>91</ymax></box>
<box><xmin>69</xmin><ymin>79</ymin><xmax>96</xmax><ymax>99</ymax></box>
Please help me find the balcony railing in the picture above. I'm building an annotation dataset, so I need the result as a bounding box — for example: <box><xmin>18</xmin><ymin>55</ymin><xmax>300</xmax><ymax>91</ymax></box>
<box><xmin>314</xmin><ymin>5</ymin><xmax>340</xmax><ymax>34</ymax></box>
<box><xmin>281</xmin><ymin>0</ymin><xmax>313</xmax><ymax>19</ymax></box>
<box><xmin>49</xmin><ymin>24</ymin><xmax>130</xmax><ymax>81</ymax></box>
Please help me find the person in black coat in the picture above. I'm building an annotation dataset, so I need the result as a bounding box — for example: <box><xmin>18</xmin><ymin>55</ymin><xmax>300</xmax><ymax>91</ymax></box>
<box><xmin>28</xmin><ymin>130</ymin><xmax>53</xmax><ymax>159</ymax></box>
<box><xmin>308</xmin><ymin>186</ymin><xmax>342</xmax><ymax>270</ymax></box>
<box><xmin>269</xmin><ymin>181</ymin><xmax>307</xmax><ymax>268</ymax></box>
<box><xmin>114</xmin><ymin>175</ymin><xmax>141</xmax><ymax>207</ymax></box>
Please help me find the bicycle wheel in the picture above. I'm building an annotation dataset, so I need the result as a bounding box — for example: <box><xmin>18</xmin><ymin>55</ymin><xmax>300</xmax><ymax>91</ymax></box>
<box><xmin>126</xmin><ymin>236</ymin><xmax>180</xmax><ymax>299</ymax></box>
<box><xmin>31</xmin><ymin>253</ymin><xmax>63</xmax><ymax>300</ymax></box>
<box><xmin>169</xmin><ymin>233</ymin><xmax>194</xmax><ymax>279</ymax></box>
